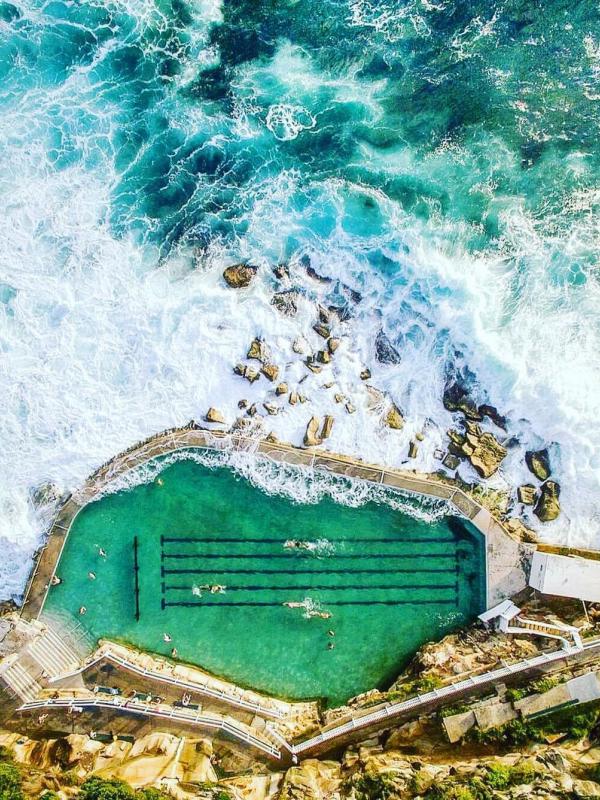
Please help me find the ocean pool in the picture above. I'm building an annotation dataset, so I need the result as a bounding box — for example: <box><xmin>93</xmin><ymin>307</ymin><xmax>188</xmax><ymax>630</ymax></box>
<box><xmin>44</xmin><ymin>457</ymin><xmax>486</xmax><ymax>705</ymax></box>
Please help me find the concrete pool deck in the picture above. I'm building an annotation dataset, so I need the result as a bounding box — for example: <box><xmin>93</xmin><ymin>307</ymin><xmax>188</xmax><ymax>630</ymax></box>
<box><xmin>20</xmin><ymin>423</ymin><xmax>533</xmax><ymax>623</ymax></box>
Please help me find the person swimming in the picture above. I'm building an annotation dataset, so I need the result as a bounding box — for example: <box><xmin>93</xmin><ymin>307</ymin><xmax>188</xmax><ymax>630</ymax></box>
<box><xmin>192</xmin><ymin>585</ymin><xmax>202</xmax><ymax>597</ymax></box>
<box><xmin>284</xmin><ymin>540</ymin><xmax>317</xmax><ymax>551</ymax></box>
<box><xmin>209</xmin><ymin>584</ymin><xmax>226</xmax><ymax>594</ymax></box>
<box><xmin>283</xmin><ymin>601</ymin><xmax>307</xmax><ymax>609</ymax></box>
<box><xmin>79</xmin><ymin>606</ymin><xmax>87</xmax><ymax>615</ymax></box>
<box><xmin>50</xmin><ymin>575</ymin><xmax>62</xmax><ymax>586</ymax></box>
<box><xmin>98</xmin><ymin>548</ymin><xmax>107</xmax><ymax>558</ymax></box>
<box><xmin>171</xmin><ymin>647</ymin><xmax>178</xmax><ymax>658</ymax></box>
<box><xmin>163</xmin><ymin>632</ymin><xmax>172</xmax><ymax>642</ymax></box>
<box><xmin>88</xmin><ymin>571</ymin><xmax>96</xmax><ymax>580</ymax></box>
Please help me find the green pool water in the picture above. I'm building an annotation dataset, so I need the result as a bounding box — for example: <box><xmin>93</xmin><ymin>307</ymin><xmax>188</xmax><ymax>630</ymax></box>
<box><xmin>44</xmin><ymin>457</ymin><xmax>486</xmax><ymax>705</ymax></box>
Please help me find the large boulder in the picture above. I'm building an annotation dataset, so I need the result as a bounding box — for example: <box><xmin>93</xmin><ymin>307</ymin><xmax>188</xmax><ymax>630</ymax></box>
<box><xmin>205</xmin><ymin>407</ymin><xmax>225</xmax><ymax>424</ymax></box>
<box><xmin>518</xmin><ymin>484</ymin><xmax>537</xmax><ymax>505</ymax></box>
<box><xmin>375</xmin><ymin>329</ymin><xmax>401</xmax><ymax>364</ymax></box>
<box><xmin>247</xmin><ymin>338</ymin><xmax>268</xmax><ymax>362</ymax></box>
<box><xmin>320</xmin><ymin>415</ymin><xmax>334</xmax><ymax>440</ymax></box>
<box><xmin>386</xmin><ymin>405</ymin><xmax>404</xmax><ymax>430</ymax></box>
<box><xmin>534</xmin><ymin>480</ymin><xmax>561</xmax><ymax>522</ymax></box>
<box><xmin>526</xmin><ymin>449</ymin><xmax>551</xmax><ymax>481</ymax></box>
<box><xmin>261</xmin><ymin>363</ymin><xmax>279</xmax><ymax>382</ymax></box>
<box><xmin>304</xmin><ymin>417</ymin><xmax>322</xmax><ymax>447</ymax></box>
<box><xmin>448</xmin><ymin>421</ymin><xmax>507</xmax><ymax>478</ymax></box>
<box><xmin>223</xmin><ymin>263</ymin><xmax>257</xmax><ymax>288</ymax></box>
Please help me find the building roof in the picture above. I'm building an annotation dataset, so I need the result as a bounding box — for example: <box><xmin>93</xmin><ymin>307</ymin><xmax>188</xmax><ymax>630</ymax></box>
<box><xmin>529</xmin><ymin>551</ymin><xmax>600</xmax><ymax>603</ymax></box>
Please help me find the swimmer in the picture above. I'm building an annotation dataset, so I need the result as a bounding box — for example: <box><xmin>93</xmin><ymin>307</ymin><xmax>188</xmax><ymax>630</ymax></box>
<box><xmin>79</xmin><ymin>606</ymin><xmax>87</xmax><ymax>615</ymax></box>
<box><xmin>209</xmin><ymin>584</ymin><xmax>226</xmax><ymax>594</ymax></box>
<box><xmin>327</xmin><ymin>642</ymin><xmax>335</xmax><ymax>650</ymax></box>
<box><xmin>163</xmin><ymin>633</ymin><xmax>172</xmax><ymax>643</ymax></box>
<box><xmin>171</xmin><ymin>647</ymin><xmax>178</xmax><ymax>658</ymax></box>
<box><xmin>192</xmin><ymin>585</ymin><xmax>202</xmax><ymax>597</ymax></box>
<box><xmin>98</xmin><ymin>548</ymin><xmax>107</xmax><ymax>558</ymax></box>
<box><xmin>327</xmin><ymin>630</ymin><xmax>335</xmax><ymax>637</ymax></box>
<box><xmin>157</xmin><ymin>478</ymin><xmax>164</xmax><ymax>486</ymax></box>
<box><xmin>283</xmin><ymin>601</ymin><xmax>306</xmax><ymax>609</ymax></box>
<box><xmin>50</xmin><ymin>575</ymin><xmax>62</xmax><ymax>586</ymax></box>
<box><xmin>88</xmin><ymin>571</ymin><xmax>96</xmax><ymax>580</ymax></box>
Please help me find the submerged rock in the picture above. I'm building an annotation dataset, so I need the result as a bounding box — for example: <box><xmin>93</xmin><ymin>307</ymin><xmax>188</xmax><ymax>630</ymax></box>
<box><xmin>304</xmin><ymin>416</ymin><xmax>322</xmax><ymax>447</ymax></box>
<box><xmin>518</xmin><ymin>484</ymin><xmax>537</xmax><ymax>505</ymax></box>
<box><xmin>205</xmin><ymin>407</ymin><xmax>225</xmax><ymax>424</ymax></box>
<box><xmin>526</xmin><ymin>449</ymin><xmax>551</xmax><ymax>481</ymax></box>
<box><xmin>386</xmin><ymin>405</ymin><xmax>404</xmax><ymax>430</ymax></box>
<box><xmin>448</xmin><ymin>421</ymin><xmax>507</xmax><ymax>478</ymax></box>
<box><xmin>223</xmin><ymin>263</ymin><xmax>257</xmax><ymax>288</ymax></box>
<box><xmin>534</xmin><ymin>480</ymin><xmax>561</xmax><ymax>522</ymax></box>
<box><xmin>443</xmin><ymin>383</ymin><xmax>483</xmax><ymax>421</ymax></box>
<box><xmin>375</xmin><ymin>329</ymin><xmax>401</xmax><ymax>364</ymax></box>
<box><xmin>479</xmin><ymin>403</ymin><xmax>507</xmax><ymax>430</ymax></box>
<box><xmin>272</xmin><ymin>290</ymin><xmax>299</xmax><ymax>316</ymax></box>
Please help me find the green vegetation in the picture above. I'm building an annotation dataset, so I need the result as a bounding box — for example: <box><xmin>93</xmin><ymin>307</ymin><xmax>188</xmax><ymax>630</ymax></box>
<box><xmin>0</xmin><ymin>749</ymin><xmax>22</xmax><ymax>800</ymax></box>
<box><xmin>470</xmin><ymin>700</ymin><xmax>600</xmax><ymax>747</ymax></box>
<box><xmin>505</xmin><ymin>675</ymin><xmax>562</xmax><ymax>704</ymax></box>
<box><xmin>79</xmin><ymin>778</ymin><xmax>176</xmax><ymax>800</ymax></box>
<box><xmin>424</xmin><ymin>762</ymin><xmax>536</xmax><ymax>800</ymax></box>
<box><xmin>440</xmin><ymin>703</ymin><xmax>471</xmax><ymax>718</ymax></box>
<box><xmin>351</xmin><ymin>774</ymin><xmax>395</xmax><ymax>800</ymax></box>
<box><xmin>387</xmin><ymin>676</ymin><xmax>443</xmax><ymax>703</ymax></box>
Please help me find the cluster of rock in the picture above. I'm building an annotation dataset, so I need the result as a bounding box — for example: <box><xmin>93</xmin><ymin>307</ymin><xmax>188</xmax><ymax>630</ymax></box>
<box><xmin>443</xmin><ymin>383</ymin><xmax>561</xmax><ymax>523</ymax></box>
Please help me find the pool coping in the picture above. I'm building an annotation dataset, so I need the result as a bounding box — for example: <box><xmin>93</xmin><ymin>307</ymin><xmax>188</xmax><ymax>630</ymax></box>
<box><xmin>20</xmin><ymin>424</ymin><xmax>533</xmax><ymax>624</ymax></box>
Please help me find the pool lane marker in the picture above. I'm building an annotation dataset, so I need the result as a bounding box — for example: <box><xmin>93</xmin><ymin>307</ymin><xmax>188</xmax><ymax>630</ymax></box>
<box><xmin>161</xmin><ymin>566</ymin><xmax>454</xmax><ymax>575</ymax></box>
<box><xmin>163</xmin><ymin>583</ymin><xmax>459</xmax><ymax>591</ymax></box>
<box><xmin>133</xmin><ymin>535</ymin><xmax>140</xmax><ymax>622</ymax></box>
<box><xmin>162</xmin><ymin>599</ymin><xmax>458</xmax><ymax>607</ymax></box>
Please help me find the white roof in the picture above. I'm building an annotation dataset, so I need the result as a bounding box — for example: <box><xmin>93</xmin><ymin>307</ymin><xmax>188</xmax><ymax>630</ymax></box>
<box><xmin>529</xmin><ymin>551</ymin><xmax>600</xmax><ymax>603</ymax></box>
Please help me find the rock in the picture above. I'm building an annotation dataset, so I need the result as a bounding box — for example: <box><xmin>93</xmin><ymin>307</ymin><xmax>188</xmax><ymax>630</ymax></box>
<box><xmin>304</xmin><ymin>417</ymin><xmax>322</xmax><ymax>447</ymax></box>
<box><xmin>247</xmin><ymin>403</ymin><xmax>258</xmax><ymax>417</ymax></box>
<box><xmin>415</xmin><ymin>432</ymin><xmax>425</xmax><ymax>441</ymax></box>
<box><xmin>334</xmin><ymin>394</ymin><xmax>344</xmax><ymax>403</ymax></box>
<box><xmin>31</xmin><ymin>482</ymin><xmax>62</xmax><ymax>509</ymax></box>
<box><xmin>263</xmin><ymin>403</ymin><xmax>279</xmax><ymax>416</ymax></box>
<box><xmin>318</xmin><ymin>304</ymin><xmax>330</xmax><ymax>323</ymax></box>
<box><xmin>245</xmin><ymin>366</ymin><xmax>260</xmax><ymax>383</ymax></box>
<box><xmin>265</xmin><ymin>432</ymin><xmax>279</xmax><ymax>443</ymax></box>
<box><xmin>273</xmin><ymin>263</ymin><xmax>289</xmax><ymax>280</ymax></box>
<box><xmin>345</xmin><ymin>402</ymin><xmax>356</xmax><ymax>414</ymax></box>
<box><xmin>327</xmin><ymin>338</ymin><xmax>340</xmax><ymax>354</ymax></box>
<box><xmin>526</xmin><ymin>449</ymin><xmax>551</xmax><ymax>481</ymax></box>
<box><xmin>505</xmin><ymin>517</ymin><xmax>538</xmax><ymax>542</ymax></box>
<box><xmin>299</xmin><ymin>394</ymin><xmax>307</xmax><ymax>403</ymax></box>
<box><xmin>366</xmin><ymin>385</ymin><xmax>385</xmax><ymax>409</ymax></box>
<box><xmin>408</xmin><ymin>441</ymin><xmax>419</xmax><ymax>459</ymax></box>
<box><xmin>313</xmin><ymin>323</ymin><xmax>330</xmax><ymax>339</ymax></box>
<box><xmin>276</xmin><ymin>382</ymin><xmax>288</xmax><ymax>396</ymax></box>
<box><xmin>247</xmin><ymin>338</ymin><xmax>267</xmax><ymax>362</ymax></box>
<box><xmin>233</xmin><ymin>363</ymin><xmax>246</xmax><ymax>376</ymax></box>
<box><xmin>289</xmin><ymin>392</ymin><xmax>299</xmax><ymax>405</ymax></box>
<box><xmin>261</xmin><ymin>363</ymin><xmax>279</xmax><ymax>382</ymax></box>
<box><xmin>322</xmin><ymin>381</ymin><xmax>334</xmax><ymax>389</ymax></box>
<box><xmin>0</xmin><ymin>599</ymin><xmax>18</xmax><ymax>617</ymax></box>
<box><xmin>321</xmin><ymin>415</ymin><xmax>334</xmax><ymax>440</ymax></box>
<box><xmin>443</xmin><ymin>383</ymin><xmax>483</xmax><ymax>420</ymax></box>
<box><xmin>572</xmin><ymin>780</ymin><xmax>600</xmax><ymax>798</ymax></box>
<box><xmin>223</xmin><ymin>263</ymin><xmax>257</xmax><ymax>288</ymax></box>
<box><xmin>306</xmin><ymin>265</ymin><xmax>332</xmax><ymax>284</ymax></box>
<box><xmin>479</xmin><ymin>403</ymin><xmax>507</xmax><ymax>430</ymax></box>
<box><xmin>375</xmin><ymin>330</ymin><xmax>401</xmax><ymax>364</ymax></box>
<box><xmin>317</xmin><ymin>350</ymin><xmax>331</xmax><ymax>364</ymax></box>
<box><xmin>448</xmin><ymin>421</ymin><xmax>507</xmax><ymax>478</ymax></box>
<box><xmin>272</xmin><ymin>290</ymin><xmax>299</xmax><ymax>316</ymax></box>
<box><xmin>292</xmin><ymin>337</ymin><xmax>307</xmax><ymax>354</ymax></box>
<box><xmin>237</xmin><ymin>399</ymin><xmax>248</xmax><ymax>409</ymax></box>
<box><xmin>386</xmin><ymin>405</ymin><xmax>404</xmax><ymax>430</ymax></box>
<box><xmin>534</xmin><ymin>480</ymin><xmax>561</xmax><ymax>522</ymax></box>
<box><xmin>518</xmin><ymin>484</ymin><xmax>537</xmax><ymax>505</ymax></box>
<box><xmin>360</xmin><ymin>368</ymin><xmax>371</xmax><ymax>380</ymax></box>
<box><xmin>443</xmin><ymin>453</ymin><xmax>461</xmax><ymax>470</ymax></box>
<box><xmin>205</xmin><ymin>407</ymin><xmax>225</xmax><ymax>424</ymax></box>
<box><xmin>306</xmin><ymin>362</ymin><xmax>322</xmax><ymax>374</ymax></box>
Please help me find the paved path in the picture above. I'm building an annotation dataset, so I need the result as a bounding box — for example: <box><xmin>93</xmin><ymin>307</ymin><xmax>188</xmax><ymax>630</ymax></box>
<box><xmin>21</xmin><ymin>425</ymin><xmax>530</xmax><ymax>620</ymax></box>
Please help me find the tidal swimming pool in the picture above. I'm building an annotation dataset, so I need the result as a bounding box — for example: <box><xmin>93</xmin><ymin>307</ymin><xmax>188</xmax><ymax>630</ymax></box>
<box><xmin>44</xmin><ymin>457</ymin><xmax>486</xmax><ymax>705</ymax></box>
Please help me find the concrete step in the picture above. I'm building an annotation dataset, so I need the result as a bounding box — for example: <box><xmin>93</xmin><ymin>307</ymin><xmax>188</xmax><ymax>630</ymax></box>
<box><xmin>27</xmin><ymin>626</ymin><xmax>80</xmax><ymax>679</ymax></box>
<box><xmin>1</xmin><ymin>661</ymin><xmax>41</xmax><ymax>703</ymax></box>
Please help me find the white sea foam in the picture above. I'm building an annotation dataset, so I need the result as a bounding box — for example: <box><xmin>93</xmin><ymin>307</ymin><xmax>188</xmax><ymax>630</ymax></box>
<box><xmin>1</xmin><ymin>10</ymin><xmax>599</xmax><ymax>604</ymax></box>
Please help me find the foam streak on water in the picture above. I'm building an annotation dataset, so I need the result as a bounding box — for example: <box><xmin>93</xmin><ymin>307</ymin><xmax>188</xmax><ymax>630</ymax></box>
<box><xmin>0</xmin><ymin>0</ymin><xmax>599</xmax><ymax>599</ymax></box>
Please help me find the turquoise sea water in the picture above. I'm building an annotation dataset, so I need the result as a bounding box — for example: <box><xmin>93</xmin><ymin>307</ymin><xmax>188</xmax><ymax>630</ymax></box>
<box><xmin>0</xmin><ymin>0</ymin><xmax>599</xmax><ymax>598</ymax></box>
<box><xmin>44</xmin><ymin>458</ymin><xmax>485</xmax><ymax>705</ymax></box>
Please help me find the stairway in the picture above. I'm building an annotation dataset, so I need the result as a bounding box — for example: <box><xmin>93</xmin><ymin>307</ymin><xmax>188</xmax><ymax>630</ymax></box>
<box><xmin>26</xmin><ymin>625</ymin><xmax>80</xmax><ymax>679</ymax></box>
<box><xmin>0</xmin><ymin>656</ymin><xmax>42</xmax><ymax>703</ymax></box>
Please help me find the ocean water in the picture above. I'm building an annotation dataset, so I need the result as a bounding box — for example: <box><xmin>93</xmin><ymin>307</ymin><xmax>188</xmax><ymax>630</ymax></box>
<box><xmin>1</xmin><ymin>0</ymin><xmax>599</xmax><ymax>600</ymax></box>
<box><xmin>43</xmin><ymin>458</ymin><xmax>485</xmax><ymax>705</ymax></box>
